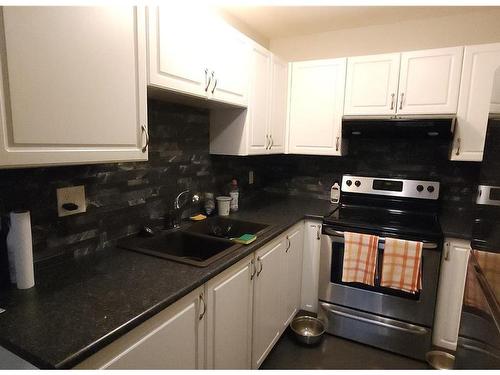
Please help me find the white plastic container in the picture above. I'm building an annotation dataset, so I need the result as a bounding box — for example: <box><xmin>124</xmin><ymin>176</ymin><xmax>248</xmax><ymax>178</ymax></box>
<box><xmin>216</xmin><ymin>196</ymin><xmax>232</xmax><ymax>216</ymax></box>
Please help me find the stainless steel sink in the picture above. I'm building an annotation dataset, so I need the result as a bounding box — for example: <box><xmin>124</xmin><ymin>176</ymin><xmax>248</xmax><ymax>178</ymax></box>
<box><xmin>118</xmin><ymin>230</ymin><xmax>240</xmax><ymax>267</ymax></box>
<box><xmin>118</xmin><ymin>217</ymin><xmax>270</xmax><ymax>267</ymax></box>
<box><xmin>185</xmin><ymin>216</ymin><xmax>270</xmax><ymax>239</ymax></box>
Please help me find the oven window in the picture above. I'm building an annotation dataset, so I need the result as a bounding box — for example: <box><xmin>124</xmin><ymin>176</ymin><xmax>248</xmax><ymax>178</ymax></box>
<box><xmin>330</xmin><ymin>241</ymin><xmax>421</xmax><ymax>300</ymax></box>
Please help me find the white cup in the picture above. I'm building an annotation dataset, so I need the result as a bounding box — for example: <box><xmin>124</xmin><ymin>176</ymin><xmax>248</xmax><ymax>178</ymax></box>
<box><xmin>216</xmin><ymin>196</ymin><xmax>232</xmax><ymax>216</ymax></box>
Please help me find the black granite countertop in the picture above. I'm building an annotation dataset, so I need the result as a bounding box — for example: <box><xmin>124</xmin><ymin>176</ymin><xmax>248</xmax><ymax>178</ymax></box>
<box><xmin>0</xmin><ymin>194</ymin><xmax>335</xmax><ymax>369</ymax></box>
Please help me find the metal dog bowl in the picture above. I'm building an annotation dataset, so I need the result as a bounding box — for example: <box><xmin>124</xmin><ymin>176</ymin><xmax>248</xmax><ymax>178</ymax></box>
<box><xmin>290</xmin><ymin>316</ymin><xmax>326</xmax><ymax>345</ymax></box>
<box><xmin>426</xmin><ymin>350</ymin><xmax>455</xmax><ymax>369</ymax></box>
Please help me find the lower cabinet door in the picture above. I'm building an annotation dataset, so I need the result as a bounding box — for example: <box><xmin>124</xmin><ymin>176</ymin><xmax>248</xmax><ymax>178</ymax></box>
<box><xmin>432</xmin><ymin>239</ymin><xmax>470</xmax><ymax>351</ymax></box>
<box><xmin>252</xmin><ymin>239</ymin><xmax>285</xmax><ymax>369</ymax></box>
<box><xmin>75</xmin><ymin>287</ymin><xmax>205</xmax><ymax>369</ymax></box>
<box><xmin>283</xmin><ymin>222</ymin><xmax>304</xmax><ymax>326</ymax></box>
<box><xmin>205</xmin><ymin>255</ymin><xmax>254</xmax><ymax>369</ymax></box>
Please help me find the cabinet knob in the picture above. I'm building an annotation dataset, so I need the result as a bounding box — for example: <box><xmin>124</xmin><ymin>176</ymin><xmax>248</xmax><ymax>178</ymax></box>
<box><xmin>141</xmin><ymin>125</ymin><xmax>149</xmax><ymax>153</ymax></box>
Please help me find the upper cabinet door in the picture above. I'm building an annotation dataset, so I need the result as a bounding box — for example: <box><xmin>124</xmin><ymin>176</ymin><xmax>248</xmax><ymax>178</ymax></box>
<box><xmin>0</xmin><ymin>7</ymin><xmax>147</xmax><ymax>168</ymax></box>
<box><xmin>268</xmin><ymin>55</ymin><xmax>288</xmax><ymax>154</ymax></box>
<box><xmin>451</xmin><ymin>43</ymin><xmax>500</xmax><ymax>161</ymax></box>
<box><xmin>344</xmin><ymin>53</ymin><xmax>400</xmax><ymax>115</ymax></box>
<box><xmin>208</xmin><ymin>14</ymin><xmax>249</xmax><ymax>107</ymax></box>
<box><xmin>247</xmin><ymin>44</ymin><xmax>271</xmax><ymax>155</ymax></box>
<box><xmin>147</xmin><ymin>6</ymin><xmax>208</xmax><ymax>99</ymax></box>
<box><xmin>288</xmin><ymin>58</ymin><xmax>346</xmax><ymax>156</ymax></box>
<box><xmin>397</xmin><ymin>46</ymin><xmax>463</xmax><ymax>115</ymax></box>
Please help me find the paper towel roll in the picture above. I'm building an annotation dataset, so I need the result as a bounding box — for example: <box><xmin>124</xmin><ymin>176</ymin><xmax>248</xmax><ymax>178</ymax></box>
<box><xmin>6</xmin><ymin>211</ymin><xmax>34</xmax><ymax>289</ymax></box>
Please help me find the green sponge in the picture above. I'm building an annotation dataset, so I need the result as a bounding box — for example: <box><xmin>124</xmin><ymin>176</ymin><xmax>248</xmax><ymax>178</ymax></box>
<box><xmin>231</xmin><ymin>234</ymin><xmax>257</xmax><ymax>245</ymax></box>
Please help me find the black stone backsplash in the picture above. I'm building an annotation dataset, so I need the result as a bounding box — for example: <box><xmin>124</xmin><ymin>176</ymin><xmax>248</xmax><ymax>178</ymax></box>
<box><xmin>0</xmin><ymin>99</ymin><xmax>215</xmax><ymax>263</ymax></box>
<box><xmin>213</xmin><ymin>137</ymin><xmax>481</xmax><ymax>207</ymax></box>
<box><xmin>0</xmin><ymin>98</ymin><xmax>490</xmax><ymax>265</ymax></box>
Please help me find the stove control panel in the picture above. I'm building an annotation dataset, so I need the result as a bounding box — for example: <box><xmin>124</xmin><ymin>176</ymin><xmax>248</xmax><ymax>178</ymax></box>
<box><xmin>342</xmin><ymin>175</ymin><xmax>440</xmax><ymax>200</ymax></box>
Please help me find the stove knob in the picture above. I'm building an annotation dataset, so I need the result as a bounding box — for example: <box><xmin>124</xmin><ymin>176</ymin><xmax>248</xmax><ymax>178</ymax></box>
<box><xmin>427</xmin><ymin>186</ymin><xmax>435</xmax><ymax>193</ymax></box>
<box><xmin>355</xmin><ymin>180</ymin><xmax>361</xmax><ymax>187</ymax></box>
<box><xmin>346</xmin><ymin>180</ymin><xmax>352</xmax><ymax>186</ymax></box>
<box><xmin>416</xmin><ymin>185</ymin><xmax>424</xmax><ymax>192</ymax></box>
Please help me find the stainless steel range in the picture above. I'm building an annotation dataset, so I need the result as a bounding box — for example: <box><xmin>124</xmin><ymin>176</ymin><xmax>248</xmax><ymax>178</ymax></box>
<box><xmin>319</xmin><ymin>175</ymin><xmax>443</xmax><ymax>361</ymax></box>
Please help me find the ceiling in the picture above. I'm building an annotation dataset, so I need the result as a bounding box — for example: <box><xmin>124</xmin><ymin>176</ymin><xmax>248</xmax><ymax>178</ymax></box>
<box><xmin>219</xmin><ymin>6</ymin><xmax>492</xmax><ymax>40</ymax></box>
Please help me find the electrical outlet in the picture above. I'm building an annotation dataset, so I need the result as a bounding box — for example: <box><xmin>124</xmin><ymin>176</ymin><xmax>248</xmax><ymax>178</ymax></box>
<box><xmin>56</xmin><ymin>185</ymin><xmax>86</xmax><ymax>217</ymax></box>
<box><xmin>249</xmin><ymin>170</ymin><xmax>254</xmax><ymax>185</ymax></box>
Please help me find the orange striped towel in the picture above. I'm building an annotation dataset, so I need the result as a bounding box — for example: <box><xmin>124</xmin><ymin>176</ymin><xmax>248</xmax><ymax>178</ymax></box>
<box><xmin>381</xmin><ymin>237</ymin><xmax>423</xmax><ymax>293</ymax></box>
<box><xmin>342</xmin><ymin>232</ymin><xmax>379</xmax><ymax>286</ymax></box>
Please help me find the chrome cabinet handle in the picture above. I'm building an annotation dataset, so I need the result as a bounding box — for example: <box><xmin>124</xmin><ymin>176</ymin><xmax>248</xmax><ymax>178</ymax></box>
<box><xmin>455</xmin><ymin>137</ymin><xmax>461</xmax><ymax>156</ymax></box>
<box><xmin>316</xmin><ymin>225</ymin><xmax>321</xmax><ymax>240</ymax></box>
<box><xmin>256</xmin><ymin>256</ymin><xmax>263</xmax><ymax>276</ymax></box>
<box><xmin>335</xmin><ymin>136</ymin><xmax>340</xmax><ymax>152</ymax></box>
<box><xmin>390</xmin><ymin>93</ymin><xmax>395</xmax><ymax>110</ymax></box>
<box><xmin>211</xmin><ymin>71</ymin><xmax>217</xmax><ymax>94</ymax></box>
<box><xmin>285</xmin><ymin>236</ymin><xmax>291</xmax><ymax>253</ymax></box>
<box><xmin>399</xmin><ymin>93</ymin><xmax>404</xmax><ymax>110</ymax></box>
<box><xmin>265</xmin><ymin>134</ymin><xmax>270</xmax><ymax>150</ymax></box>
<box><xmin>199</xmin><ymin>292</ymin><xmax>206</xmax><ymax>321</ymax></box>
<box><xmin>250</xmin><ymin>259</ymin><xmax>256</xmax><ymax>280</ymax></box>
<box><xmin>270</xmin><ymin>135</ymin><xmax>274</xmax><ymax>149</ymax></box>
<box><xmin>204</xmin><ymin>68</ymin><xmax>212</xmax><ymax>92</ymax></box>
<box><xmin>141</xmin><ymin>125</ymin><xmax>149</xmax><ymax>153</ymax></box>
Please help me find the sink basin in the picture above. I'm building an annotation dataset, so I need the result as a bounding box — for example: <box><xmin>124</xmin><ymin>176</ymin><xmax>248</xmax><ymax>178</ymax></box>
<box><xmin>186</xmin><ymin>217</ymin><xmax>270</xmax><ymax>239</ymax></box>
<box><xmin>118</xmin><ymin>230</ymin><xmax>239</xmax><ymax>267</ymax></box>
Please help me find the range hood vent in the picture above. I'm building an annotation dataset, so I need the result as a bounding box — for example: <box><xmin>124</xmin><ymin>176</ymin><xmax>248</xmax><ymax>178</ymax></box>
<box><xmin>342</xmin><ymin>116</ymin><xmax>455</xmax><ymax>140</ymax></box>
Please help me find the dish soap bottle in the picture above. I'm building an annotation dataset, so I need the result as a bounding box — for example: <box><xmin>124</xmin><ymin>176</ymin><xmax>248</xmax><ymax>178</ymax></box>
<box><xmin>229</xmin><ymin>179</ymin><xmax>239</xmax><ymax>212</ymax></box>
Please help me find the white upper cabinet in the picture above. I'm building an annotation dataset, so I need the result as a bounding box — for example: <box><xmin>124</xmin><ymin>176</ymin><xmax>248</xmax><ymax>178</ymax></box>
<box><xmin>344</xmin><ymin>53</ymin><xmax>401</xmax><ymax>115</ymax></box>
<box><xmin>209</xmin><ymin>46</ymin><xmax>288</xmax><ymax>156</ymax></box>
<box><xmin>397</xmin><ymin>46</ymin><xmax>463</xmax><ymax>115</ymax></box>
<box><xmin>0</xmin><ymin>6</ymin><xmax>148</xmax><ymax>168</ymax></box>
<box><xmin>247</xmin><ymin>44</ymin><xmax>272</xmax><ymax>154</ymax></box>
<box><xmin>208</xmin><ymin>17</ymin><xmax>249</xmax><ymax>107</ymax></box>
<box><xmin>147</xmin><ymin>6</ymin><xmax>248</xmax><ymax>107</ymax></box>
<box><xmin>451</xmin><ymin>43</ymin><xmax>500</xmax><ymax>161</ymax></box>
<box><xmin>288</xmin><ymin>58</ymin><xmax>346</xmax><ymax>156</ymax></box>
<box><xmin>147</xmin><ymin>6</ymin><xmax>208</xmax><ymax>99</ymax></box>
<box><xmin>268</xmin><ymin>55</ymin><xmax>288</xmax><ymax>154</ymax></box>
<box><xmin>344</xmin><ymin>47</ymin><xmax>463</xmax><ymax>116</ymax></box>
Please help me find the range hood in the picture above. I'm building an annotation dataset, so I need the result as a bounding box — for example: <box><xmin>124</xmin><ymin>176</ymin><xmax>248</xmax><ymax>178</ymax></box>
<box><xmin>342</xmin><ymin>116</ymin><xmax>455</xmax><ymax>139</ymax></box>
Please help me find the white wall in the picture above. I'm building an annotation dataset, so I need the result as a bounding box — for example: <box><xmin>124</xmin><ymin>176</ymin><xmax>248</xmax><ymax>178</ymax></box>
<box><xmin>270</xmin><ymin>8</ymin><xmax>500</xmax><ymax>61</ymax></box>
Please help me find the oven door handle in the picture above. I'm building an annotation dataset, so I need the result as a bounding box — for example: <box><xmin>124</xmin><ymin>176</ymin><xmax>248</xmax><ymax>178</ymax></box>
<box><xmin>326</xmin><ymin>305</ymin><xmax>428</xmax><ymax>335</ymax></box>
<box><xmin>322</xmin><ymin>228</ymin><xmax>439</xmax><ymax>249</ymax></box>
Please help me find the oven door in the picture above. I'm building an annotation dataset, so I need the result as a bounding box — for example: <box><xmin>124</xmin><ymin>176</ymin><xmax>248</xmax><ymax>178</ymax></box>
<box><xmin>319</xmin><ymin>228</ymin><xmax>441</xmax><ymax>327</ymax></box>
